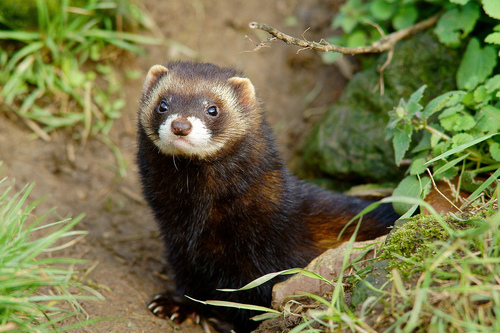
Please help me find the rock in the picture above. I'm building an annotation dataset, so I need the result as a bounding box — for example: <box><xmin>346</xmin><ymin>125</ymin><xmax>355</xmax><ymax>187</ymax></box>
<box><xmin>350</xmin><ymin>259</ymin><xmax>391</xmax><ymax>308</ymax></box>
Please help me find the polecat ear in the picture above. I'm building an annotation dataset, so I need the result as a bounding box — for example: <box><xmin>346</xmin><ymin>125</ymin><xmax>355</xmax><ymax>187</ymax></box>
<box><xmin>143</xmin><ymin>65</ymin><xmax>169</xmax><ymax>95</ymax></box>
<box><xmin>228</xmin><ymin>77</ymin><xmax>256</xmax><ymax>109</ymax></box>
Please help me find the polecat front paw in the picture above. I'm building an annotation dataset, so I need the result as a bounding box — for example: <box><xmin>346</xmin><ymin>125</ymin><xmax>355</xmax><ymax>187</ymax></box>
<box><xmin>148</xmin><ymin>293</ymin><xmax>200</xmax><ymax>324</ymax></box>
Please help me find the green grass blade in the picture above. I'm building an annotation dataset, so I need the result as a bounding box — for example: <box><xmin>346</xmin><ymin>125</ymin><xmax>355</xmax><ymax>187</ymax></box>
<box><xmin>218</xmin><ymin>268</ymin><xmax>302</xmax><ymax>292</ymax></box>
<box><xmin>5</xmin><ymin>42</ymin><xmax>43</xmax><ymax>73</ymax></box>
<box><xmin>185</xmin><ymin>296</ymin><xmax>281</xmax><ymax>314</ymax></box>
<box><xmin>35</xmin><ymin>0</ymin><xmax>50</xmax><ymax>32</ymax></box>
<box><xmin>218</xmin><ymin>268</ymin><xmax>334</xmax><ymax>293</ymax></box>
<box><xmin>466</xmin><ymin>167</ymin><xmax>500</xmax><ymax>203</ymax></box>
<box><xmin>432</xmin><ymin>153</ymin><xmax>470</xmax><ymax>177</ymax></box>
<box><xmin>0</xmin><ymin>180</ymin><xmax>103</xmax><ymax>331</ymax></box>
<box><xmin>0</xmin><ymin>31</ymin><xmax>41</xmax><ymax>41</ymax></box>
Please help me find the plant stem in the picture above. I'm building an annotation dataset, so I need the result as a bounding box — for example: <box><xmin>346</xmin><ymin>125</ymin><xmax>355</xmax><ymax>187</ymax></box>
<box><xmin>414</xmin><ymin>120</ymin><xmax>451</xmax><ymax>141</ymax></box>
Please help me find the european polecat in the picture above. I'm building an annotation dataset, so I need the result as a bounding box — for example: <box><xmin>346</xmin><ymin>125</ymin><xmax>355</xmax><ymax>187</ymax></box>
<box><xmin>136</xmin><ymin>61</ymin><xmax>398</xmax><ymax>332</ymax></box>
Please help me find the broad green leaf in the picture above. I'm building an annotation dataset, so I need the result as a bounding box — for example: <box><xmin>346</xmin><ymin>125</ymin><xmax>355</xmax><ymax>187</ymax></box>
<box><xmin>333</xmin><ymin>13</ymin><xmax>358</xmax><ymax>33</ymax></box>
<box><xmin>410</xmin><ymin>158</ymin><xmax>427</xmax><ymax>175</ymax></box>
<box><xmin>473</xmin><ymin>85</ymin><xmax>489</xmax><ymax>103</ymax></box>
<box><xmin>462</xmin><ymin>92</ymin><xmax>474</xmax><ymax>106</ymax></box>
<box><xmin>422</xmin><ymin>91</ymin><xmax>465</xmax><ymax>118</ymax></box>
<box><xmin>475</xmin><ymin>107</ymin><xmax>500</xmax><ymax>134</ymax></box>
<box><xmin>484</xmin><ymin>75</ymin><xmax>500</xmax><ymax>93</ymax></box>
<box><xmin>482</xmin><ymin>0</ymin><xmax>500</xmax><ymax>19</ymax></box>
<box><xmin>346</xmin><ymin>30</ymin><xmax>367</xmax><ymax>48</ymax></box>
<box><xmin>412</xmin><ymin>132</ymin><xmax>432</xmax><ymax>153</ymax></box>
<box><xmin>438</xmin><ymin>104</ymin><xmax>465</xmax><ymax>119</ymax></box>
<box><xmin>434</xmin><ymin>2</ymin><xmax>480</xmax><ymax>46</ymax></box>
<box><xmin>490</xmin><ymin>142</ymin><xmax>500</xmax><ymax>161</ymax></box>
<box><xmin>451</xmin><ymin>133</ymin><xmax>474</xmax><ymax>148</ymax></box>
<box><xmin>431</xmin><ymin>140</ymin><xmax>449</xmax><ymax>158</ymax></box>
<box><xmin>451</xmin><ymin>0</ymin><xmax>469</xmax><ymax>4</ymax></box>
<box><xmin>456</xmin><ymin>38</ymin><xmax>498</xmax><ymax>90</ymax></box>
<box><xmin>393</xmin><ymin>5</ymin><xmax>418</xmax><ymax>30</ymax></box>
<box><xmin>408</xmin><ymin>85</ymin><xmax>426</xmax><ymax>105</ymax></box>
<box><xmin>440</xmin><ymin>113</ymin><xmax>476</xmax><ymax>132</ymax></box>
<box><xmin>370</xmin><ymin>0</ymin><xmax>394</xmax><ymax>20</ymax></box>
<box><xmin>392</xmin><ymin>175</ymin><xmax>431</xmax><ymax>215</ymax></box>
<box><xmin>407</xmin><ymin>101</ymin><xmax>423</xmax><ymax>117</ymax></box>
<box><xmin>393</xmin><ymin>123</ymin><xmax>413</xmax><ymax>166</ymax></box>
<box><xmin>485</xmin><ymin>32</ymin><xmax>500</xmax><ymax>45</ymax></box>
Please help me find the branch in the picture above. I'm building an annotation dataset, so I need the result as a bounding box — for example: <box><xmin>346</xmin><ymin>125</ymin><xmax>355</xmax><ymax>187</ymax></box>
<box><xmin>248</xmin><ymin>15</ymin><xmax>439</xmax><ymax>55</ymax></box>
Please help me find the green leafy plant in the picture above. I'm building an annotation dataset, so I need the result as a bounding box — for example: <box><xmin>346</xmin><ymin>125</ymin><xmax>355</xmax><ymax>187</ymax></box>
<box><xmin>331</xmin><ymin>0</ymin><xmax>499</xmax><ymax>47</ymax></box>
<box><xmin>0</xmin><ymin>0</ymin><xmax>159</xmax><ymax>140</ymax></box>
<box><xmin>0</xmin><ymin>177</ymin><xmax>104</xmax><ymax>332</ymax></box>
<box><xmin>329</xmin><ymin>0</ymin><xmax>500</xmax><ymax>214</ymax></box>
<box><xmin>386</xmin><ymin>77</ymin><xmax>500</xmax><ymax>214</ymax></box>
<box><xmin>324</xmin><ymin>0</ymin><xmax>500</xmax><ymax>64</ymax></box>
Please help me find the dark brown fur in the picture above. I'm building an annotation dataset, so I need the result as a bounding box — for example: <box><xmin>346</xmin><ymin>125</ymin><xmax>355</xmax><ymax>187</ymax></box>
<box><xmin>136</xmin><ymin>61</ymin><xmax>399</xmax><ymax>332</ymax></box>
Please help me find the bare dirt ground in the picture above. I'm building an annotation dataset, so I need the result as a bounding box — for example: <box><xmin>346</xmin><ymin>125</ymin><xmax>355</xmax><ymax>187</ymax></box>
<box><xmin>0</xmin><ymin>0</ymin><xmax>348</xmax><ymax>332</ymax></box>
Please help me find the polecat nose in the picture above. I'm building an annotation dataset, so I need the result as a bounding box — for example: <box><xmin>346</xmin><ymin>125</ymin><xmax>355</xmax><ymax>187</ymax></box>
<box><xmin>171</xmin><ymin>119</ymin><xmax>192</xmax><ymax>136</ymax></box>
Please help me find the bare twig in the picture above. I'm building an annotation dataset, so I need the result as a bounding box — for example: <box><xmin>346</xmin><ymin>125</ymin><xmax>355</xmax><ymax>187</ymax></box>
<box><xmin>242</xmin><ymin>35</ymin><xmax>273</xmax><ymax>53</ymax></box>
<box><xmin>248</xmin><ymin>15</ymin><xmax>439</xmax><ymax>55</ymax></box>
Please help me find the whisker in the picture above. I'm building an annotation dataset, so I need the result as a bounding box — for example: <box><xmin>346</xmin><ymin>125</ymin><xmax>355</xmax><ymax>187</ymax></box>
<box><xmin>172</xmin><ymin>155</ymin><xmax>179</xmax><ymax>171</ymax></box>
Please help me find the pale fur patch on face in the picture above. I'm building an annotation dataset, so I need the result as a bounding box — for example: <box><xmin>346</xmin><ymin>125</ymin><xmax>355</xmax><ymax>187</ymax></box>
<box><xmin>139</xmin><ymin>69</ymin><xmax>258</xmax><ymax>159</ymax></box>
<box><xmin>156</xmin><ymin>114</ymin><xmax>225</xmax><ymax>158</ymax></box>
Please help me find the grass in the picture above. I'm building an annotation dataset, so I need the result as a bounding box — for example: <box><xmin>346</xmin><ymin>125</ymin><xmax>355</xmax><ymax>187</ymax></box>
<box><xmin>286</xmin><ymin>203</ymin><xmax>500</xmax><ymax>332</ymax></box>
<box><xmin>366</xmin><ymin>208</ymin><xmax>500</xmax><ymax>332</ymax></box>
<box><xmin>0</xmin><ymin>176</ymin><xmax>104</xmax><ymax>332</ymax></box>
<box><xmin>0</xmin><ymin>0</ymin><xmax>159</xmax><ymax>143</ymax></box>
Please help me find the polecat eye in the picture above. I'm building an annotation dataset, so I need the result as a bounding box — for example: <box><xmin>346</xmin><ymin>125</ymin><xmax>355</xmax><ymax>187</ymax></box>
<box><xmin>206</xmin><ymin>106</ymin><xmax>219</xmax><ymax>117</ymax></box>
<box><xmin>157</xmin><ymin>101</ymin><xmax>168</xmax><ymax>113</ymax></box>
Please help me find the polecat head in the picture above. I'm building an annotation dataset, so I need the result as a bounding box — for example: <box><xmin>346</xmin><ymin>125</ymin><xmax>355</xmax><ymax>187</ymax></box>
<box><xmin>138</xmin><ymin>61</ymin><xmax>260</xmax><ymax>160</ymax></box>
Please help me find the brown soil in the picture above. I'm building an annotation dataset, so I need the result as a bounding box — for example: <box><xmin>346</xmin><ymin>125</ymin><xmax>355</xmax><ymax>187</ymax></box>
<box><xmin>0</xmin><ymin>0</ymin><xmax>348</xmax><ymax>332</ymax></box>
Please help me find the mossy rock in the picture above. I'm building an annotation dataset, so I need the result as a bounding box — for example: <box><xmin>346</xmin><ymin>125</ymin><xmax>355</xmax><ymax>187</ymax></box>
<box><xmin>295</xmin><ymin>32</ymin><xmax>461</xmax><ymax>186</ymax></box>
<box><xmin>350</xmin><ymin>259</ymin><xmax>391</xmax><ymax>309</ymax></box>
<box><xmin>350</xmin><ymin>215</ymin><xmax>462</xmax><ymax>308</ymax></box>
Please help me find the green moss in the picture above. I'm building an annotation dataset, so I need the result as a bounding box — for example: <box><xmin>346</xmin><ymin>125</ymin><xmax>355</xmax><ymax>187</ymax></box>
<box><xmin>379</xmin><ymin>214</ymin><xmax>472</xmax><ymax>279</ymax></box>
